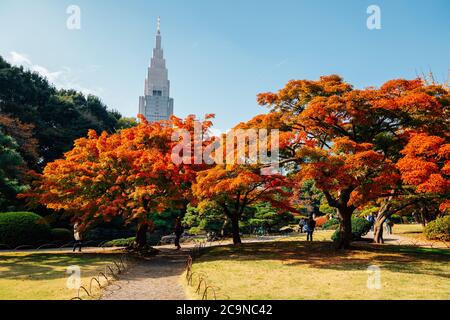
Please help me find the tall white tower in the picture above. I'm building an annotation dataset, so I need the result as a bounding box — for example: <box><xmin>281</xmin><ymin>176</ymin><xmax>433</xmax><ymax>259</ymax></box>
<box><xmin>139</xmin><ymin>17</ymin><xmax>174</xmax><ymax>122</ymax></box>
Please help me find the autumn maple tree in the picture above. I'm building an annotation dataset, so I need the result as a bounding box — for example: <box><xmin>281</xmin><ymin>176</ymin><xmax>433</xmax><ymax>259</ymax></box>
<box><xmin>23</xmin><ymin>114</ymin><xmax>213</xmax><ymax>249</ymax></box>
<box><xmin>370</xmin><ymin>131</ymin><xmax>449</xmax><ymax>243</ymax></box>
<box><xmin>257</xmin><ymin>75</ymin><xmax>448</xmax><ymax>248</ymax></box>
<box><xmin>191</xmin><ymin>115</ymin><xmax>293</xmax><ymax>245</ymax></box>
<box><xmin>370</xmin><ymin>82</ymin><xmax>449</xmax><ymax>243</ymax></box>
<box><xmin>192</xmin><ymin>164</ymin><xmax>290</xmax><ymax>245</ymax></box>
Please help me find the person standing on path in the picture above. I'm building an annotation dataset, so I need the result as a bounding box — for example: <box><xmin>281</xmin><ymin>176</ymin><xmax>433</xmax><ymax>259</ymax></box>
<box><xmin>367</xmin><ymin>213</ymin><xmax>375</xmax><ymax>231</ymax></box>
<box><xmin>305</xmin><ymin>216</ymin><xmax>316</xmax><ymax>242</ymax></box>
<box><xmin>385</xmin><ymin>218</ymin><xmax>394</xmax><ymax>235</ymax></box>
<box><xmin>174</xmin><ymin>217</ymin><xmax>184</xmax><ymax>250</ymax></box>
<box><xmin>73</xmin><ymin>221</ymin><xmax>83</xmax><ymax>252</ymax></box>
<box><xmin>298</xmin><ymin>218</ymin><xmax>306</xmax><ymax>233</ymax></box>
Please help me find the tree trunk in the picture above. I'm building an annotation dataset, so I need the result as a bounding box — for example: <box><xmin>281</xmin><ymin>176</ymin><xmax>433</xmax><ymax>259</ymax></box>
<box><xmin>323</xmin><ymin>189</ymin><xmax>355</xmax><ymax>249</ymax></box>
<box><xmin>221</xmin><ymin>217</ymin><xmax>231</xmax><ymax>237</ymax></box>
<box><xmin>337</xmin><ymin>208</ymin><xmax>353</xmax><ymax>249</ymax></box>
<box><xmin>420</xmin><ymin>208</ymin><xmax>428</xmax><ymax>227</ymax></box>
<box><xmin>231</xmin><ymin>214</ymin><xmax>242</xmax><ymax>245</ymax></box>
<box><xmin>135</xmin><ymin>222</ymin><xmax>148</xmax><ymax>249</ymax></box>
<box><xmin>373</xmin><ymin>200</ymin><xmax>392</xmax><ymax>244</ymax></box>
<box><xmin>373</xmin><ymin>216</ymin><xmax>386</xmax><ymax>244</ymax></box>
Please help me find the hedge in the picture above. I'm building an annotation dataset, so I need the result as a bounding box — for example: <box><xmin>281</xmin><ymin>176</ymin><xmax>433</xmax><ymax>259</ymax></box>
<box><xmin>0</xmin><ymin>212</ymin><xmax>51</xmax><ymax>247</ymax></box>
<box><xmin>331</xmin><ymin>217</ymin><xmax>372</xmax><ymax>242</ymax></box>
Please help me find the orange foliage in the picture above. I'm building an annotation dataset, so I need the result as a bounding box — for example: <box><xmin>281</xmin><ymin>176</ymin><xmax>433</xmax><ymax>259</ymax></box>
<box><xmin>193</xmin><ymin>164</ymin><xmax>290</xmax><ymax>210</ymax></box>
<box><xmin>397</xmin><ymin>132</ymin><xmax>449</xmax><ymax>212</ymax></box>
<box><xmin>22</xmin><ymin>114</ymin><xmax>214</xmax><ymax>229</ymax></box>
<box><xmin>257</xmin><ymin>75</ymin><xmax>448</xmax><ymax>216</ymax></box>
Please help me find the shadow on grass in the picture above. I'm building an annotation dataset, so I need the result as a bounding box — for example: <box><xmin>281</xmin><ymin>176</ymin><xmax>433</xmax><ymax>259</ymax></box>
<box><xmin>198</xmin><ymin>241</ymin><xmax>450</xmax><ymax>279</ymax></box>
<box><xmin>0</xmin><ymin>252</ymin><xmax>122</xmax><ymax>280</ymax></box>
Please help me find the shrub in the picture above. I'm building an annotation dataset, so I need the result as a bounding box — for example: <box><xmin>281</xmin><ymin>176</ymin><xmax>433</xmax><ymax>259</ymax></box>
<box><xmin>0</xmin><ymin>212</ymin><xmax>51</xmax><ymax>247</ymax></box>
<box><xmin>390</xmin><ymin>214</ymin><xmax>402</xmax><ymax>224</ymax></box>
<box><xmin>331</xmin><ymin>217</ymin><xmax>372</xmax><ymax>242</ymax></box>
<box><xmin>424</xmin><ymin>216</ymin><xmax>450</xmax><ymax>241</ymax></box>
<box><xmin>51</xmin><ymin>228</ymin><xmax>73</xmax><ymax>242</ymax></box>
<box><xmin>322</xmin><ymin>218</ymin><xmax>340</xmax><ymax>230</ymax></box>
<box><xmin>102</xmin><ymin>237</ymin><xmax>136</xmax><ymax>247</ymax></box>
<box><xmin>352</xmin><ymin>217</ymin><xmax>372</xmax><ymax>238</ymax></box>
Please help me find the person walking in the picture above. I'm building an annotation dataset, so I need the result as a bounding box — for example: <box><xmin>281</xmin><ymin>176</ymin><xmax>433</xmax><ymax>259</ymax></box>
<box><xmin>298</xmin><ymin>218</ymin><xmax>306</xmax><ymax>233</ymax></box>
<box><xmin>305</xmin><ymin>216</ymin><xmax>316</xmax><ymax>242</ymax></box>
<box><xmin>385</xmin><ymin>218</ymin><xmax>394</xmax><ymax>235</ymax></box>
<box><xmin>368</xmin><ymin>213</ymin><xmax>375</xmax><ymax>231</ymax></box>
<box><xmin>73</xmin><ymin>221</ymin><xmax>82</xmax><ymax>253</ymax></box>
<box><xmin>174</xmin><ymin>217</ymin><xmax>184</xmax><ymax>250</ymax></box>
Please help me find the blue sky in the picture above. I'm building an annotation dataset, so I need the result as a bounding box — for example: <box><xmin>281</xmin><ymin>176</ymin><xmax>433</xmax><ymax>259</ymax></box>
<box><xmin>0</xmin><ymin>0</ymin><xmax>449</xmax><ymax>130</ymax></box>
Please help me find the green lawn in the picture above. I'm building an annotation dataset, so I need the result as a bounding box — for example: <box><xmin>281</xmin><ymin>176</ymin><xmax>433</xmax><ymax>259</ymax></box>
<box><xmin>184</xmin><ymin>233</ymin><xmax>450</xmax><ymax>300</ymax></box>
<box><xmin>0</xmin><ymin>251</ymin><xmax>122</xmax><ymax>300</ymax></box>
<box><xmin>393</xmin><ymin>223</ymin><xmax>425</xmax><ymax>240</ymax></box>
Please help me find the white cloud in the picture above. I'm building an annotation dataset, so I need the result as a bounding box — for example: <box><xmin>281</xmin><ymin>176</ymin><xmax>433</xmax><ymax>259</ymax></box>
<box><xmin>6</xmin><ymin>51</ymin><xmax>102</xmax><ymax>96</ymax></box>
<box><xmin>9</xmin><ymin>51</ymin><xmax>32</xmax><ymax>65</ymax></box>
<box><xmin>30</xmin><ymin>65</ymin><xmax>62</xmax><ymax>83</ymax></box>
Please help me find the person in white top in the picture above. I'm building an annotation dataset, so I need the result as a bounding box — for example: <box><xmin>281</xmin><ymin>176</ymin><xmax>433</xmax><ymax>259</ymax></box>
<box><xmin>73</xmin><ymin>221</ymin><xmax>82</xmax><ymax>252</ymax></box>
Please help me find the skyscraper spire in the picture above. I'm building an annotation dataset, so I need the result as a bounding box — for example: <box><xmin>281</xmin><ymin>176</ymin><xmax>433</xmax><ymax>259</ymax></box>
<box><xmin>157</xmin><ymin>16</ymin><xmax>161</xmax><ymax>34</ymax></box>
<box><xmin>155</xmin><ymin>16</ymin><xmax>162</xmax><ymax>50</ymax></box>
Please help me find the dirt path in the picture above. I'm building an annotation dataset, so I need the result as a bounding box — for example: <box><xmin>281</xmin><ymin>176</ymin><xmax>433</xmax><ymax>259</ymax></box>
<box><xmin>364</xmin><ymin>231</ymin><xmax>449</xmax><ymax>249</ymax></box>
<box><xmin>101</xmin><ymin>247</ymin><xmax>189</xmax><ymax>300</ymax></box>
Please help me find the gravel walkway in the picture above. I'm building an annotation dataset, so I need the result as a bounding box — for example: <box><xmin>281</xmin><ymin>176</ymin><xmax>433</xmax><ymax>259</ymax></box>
<box><xmin>364</xmin><ymin>231</ymin><xmax>449</xmax><ymax>249</ymax></box>
<box><xmin>101</xmin><ymin>247</ymin><xmax>189</xmax><ymax>300</ymax></box>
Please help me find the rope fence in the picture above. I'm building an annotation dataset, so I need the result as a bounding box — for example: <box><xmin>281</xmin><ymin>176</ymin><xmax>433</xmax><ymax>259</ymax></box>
<box><xmin>69</xmin><ymin>253</ymin><xmax>134</xmax><ymax>300</ymax></box>
<box><xmin>184</xmin><ymin>239</ymin><xmax>230</xmax><ymax>301</ymax></box>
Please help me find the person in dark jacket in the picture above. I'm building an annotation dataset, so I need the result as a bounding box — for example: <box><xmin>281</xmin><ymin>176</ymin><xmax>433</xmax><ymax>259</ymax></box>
<box><xmin>367</xmin><ymin>213</ymin><xmax>375</xmax><ymax>231</ymax></box>
<box><xmin>305</xmin><ymin>216</ymin><xmax>317</xmax><ymax>242</ymax></box>
<box><xmin>174</xmin><ymin>217</ymin><xmax>184</xmax><ymax>250</ymax></box>
<box><xmin>298</xmin><ymin>218</ymin><xmax>306</xmax><ymax>233</ymax></box>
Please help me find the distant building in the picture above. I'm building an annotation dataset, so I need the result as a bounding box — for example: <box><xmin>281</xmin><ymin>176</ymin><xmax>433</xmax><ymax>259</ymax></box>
<box><xmin>139</xmin><ymin>17</ymin><xmax>174</xmax><ymax>123</ymax></box>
